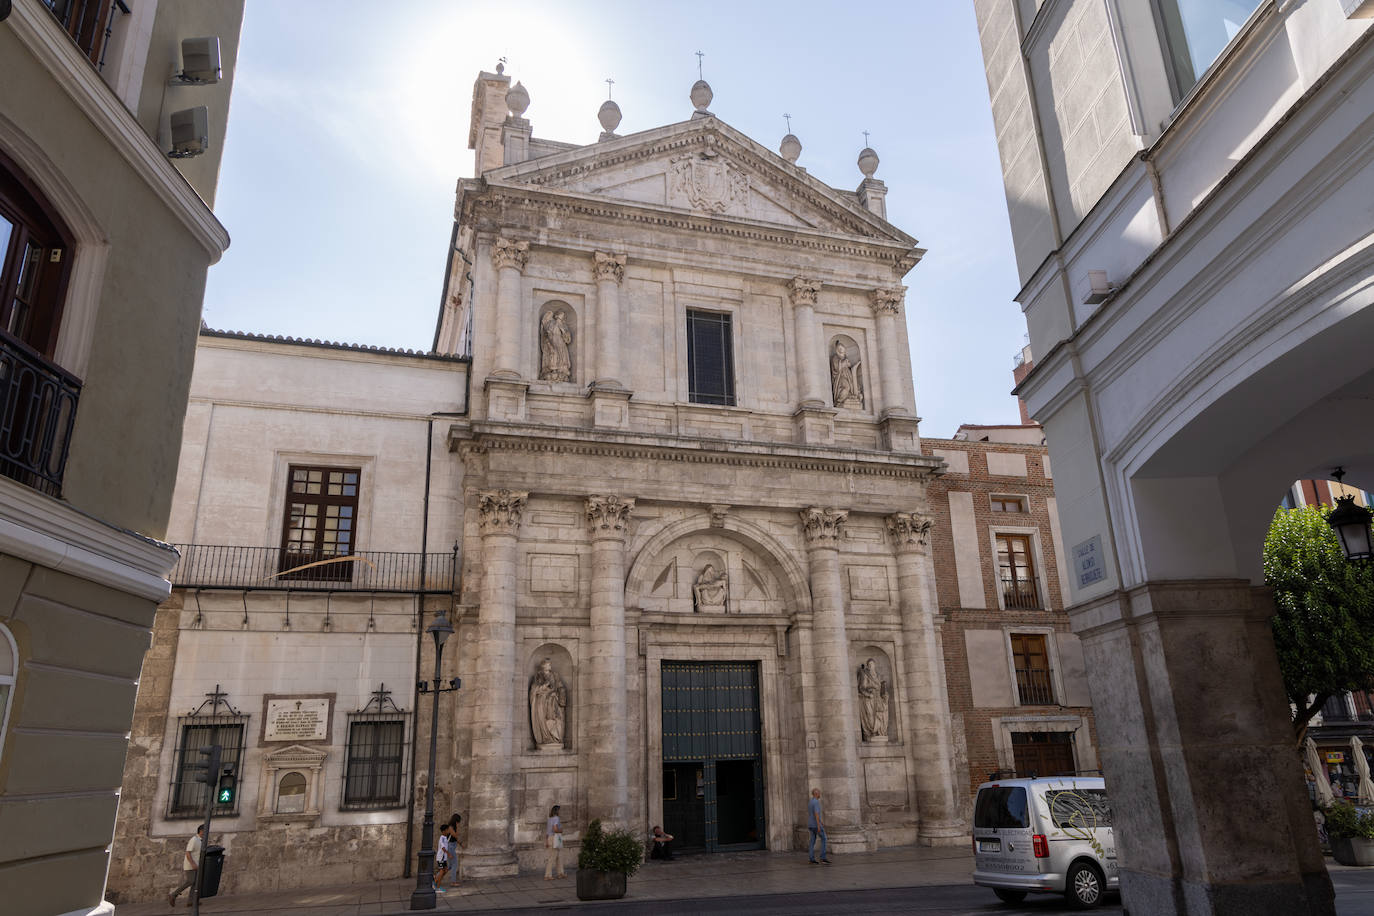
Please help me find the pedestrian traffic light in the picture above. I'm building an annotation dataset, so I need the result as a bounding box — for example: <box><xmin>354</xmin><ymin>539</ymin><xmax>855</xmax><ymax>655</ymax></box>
<box><xmin>217</xmin><ymin>765</ymin><xmax>236</xmax><ymax>806</ymax></box>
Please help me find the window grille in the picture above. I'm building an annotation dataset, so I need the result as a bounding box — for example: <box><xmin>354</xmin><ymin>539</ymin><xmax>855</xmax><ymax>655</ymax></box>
<box><xmin>167</xmin><ymin>686</ymin><xmax>247</xmax><ymax>818</ymax></box>
<box><xmin>686</xmin><ymin>310</ymin><xmax>735</xmax><ymax>406</ymax></box>
<box><xmin>342</xmin><ymin>685</ymin><xmax>411</xmax><ymax>811</ymax></box>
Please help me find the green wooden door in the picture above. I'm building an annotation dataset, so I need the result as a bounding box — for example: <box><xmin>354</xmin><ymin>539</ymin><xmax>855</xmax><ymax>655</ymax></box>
<box><xmin>661</xmin><ymin>661</ymin><xmax>764</xmax><ymax>851</ymax></box>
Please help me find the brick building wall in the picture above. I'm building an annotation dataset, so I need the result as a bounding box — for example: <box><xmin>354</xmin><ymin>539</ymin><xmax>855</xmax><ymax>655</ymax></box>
<box><xmin>923</xmin><ymin>431</ymin><xmax>1099</xmax><ymax>814</ymax></box>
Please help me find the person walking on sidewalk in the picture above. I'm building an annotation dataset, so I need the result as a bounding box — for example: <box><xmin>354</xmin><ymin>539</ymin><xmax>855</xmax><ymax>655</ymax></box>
<box><xmin>544</xmin><ymin>804</ymin><xmax>566</xmax><ymax>879</ymax></box>
<box><xmin>168</xmin><ymin>824</ymin><xmax>204</xmax><ymax>906</ymax></box>
<box><xmin>807</xmin><ymin>788</ymin><xmax>830</xmax><ymax>864</ymax></box>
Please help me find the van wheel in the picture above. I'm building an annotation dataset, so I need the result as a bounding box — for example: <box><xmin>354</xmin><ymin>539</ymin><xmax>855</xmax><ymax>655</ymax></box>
<box><xmin>1065</xmin><ymin>861</ymin><xmax>1104</xmax><ymax>908</ymax></box>
<box><xmin>993</xmin><ymin>888</ymin><xmax>1028</xmax><ymax>904</ymax></box>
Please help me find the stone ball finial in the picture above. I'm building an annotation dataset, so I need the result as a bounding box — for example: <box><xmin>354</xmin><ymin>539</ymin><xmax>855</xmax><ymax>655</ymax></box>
<box><xmin>690</xmin><ymin>79</ymin><xmax>713</xmax><ymax>112</ymax></box>
<box><xmin>506</xmin><ymin>81</ymin><xmax>530</xmax><ymax>117</ymax></box>
<box><xmin>858</xmin><ymin>146</ymin><xmax>879</xmax><ymax>179</ymax></box>
<box><xmin>598</xmin><ymin>99</ymin><xmax>622</xmax><ymax>134</ymax></box>
<box><xmin>780</xmin><ymin>133</ymin><xmax>802</xmax><ymax>164</ymax></box>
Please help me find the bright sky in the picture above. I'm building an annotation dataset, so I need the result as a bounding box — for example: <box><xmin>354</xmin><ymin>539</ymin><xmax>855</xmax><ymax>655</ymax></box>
<box><xmin>203</xmin><ymin>1</ymin><xmax>1027</xmax><ymax>439</ymax></box>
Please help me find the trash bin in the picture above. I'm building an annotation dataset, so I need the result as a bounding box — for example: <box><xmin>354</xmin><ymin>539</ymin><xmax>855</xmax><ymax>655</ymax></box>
<box><xmin>198</xmin><ymin>845</ymin><xmax>225</xmax><ymax>899</ymax></box>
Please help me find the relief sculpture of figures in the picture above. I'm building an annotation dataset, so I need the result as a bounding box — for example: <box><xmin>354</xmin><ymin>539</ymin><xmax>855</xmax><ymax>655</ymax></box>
<box><xmin>529</xmin><ymin>658</ymin><xmax>567</xmax><ymax>748</ymax></box>
<box><xmin>692</xmin><ymin>563</ymin><xmax>729</xmax><ymax>613</ymax></box>
<box><xmin>858</xmin><ymin>658</ymin><xmax>889</xmax><ymax>741</ymax></box>
<box><xmin>830</xmin><ymin>342</ymin><xmax>864</xmax><ymax>409</ymax></box>
<box><xmin>539</xmin><ymin>309</ymin><xmax>573</xmax><ymax>382</ymax></box>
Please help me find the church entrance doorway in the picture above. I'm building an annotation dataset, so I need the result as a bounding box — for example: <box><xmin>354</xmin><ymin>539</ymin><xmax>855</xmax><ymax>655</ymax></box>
<box><xmin>661</xmin><ymin>661</ymin><xmax>765</xmax><ymax>853</ymax></box>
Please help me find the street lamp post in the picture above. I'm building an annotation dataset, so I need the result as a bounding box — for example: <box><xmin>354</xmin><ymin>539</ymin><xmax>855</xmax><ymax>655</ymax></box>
<box><xmin>410</xmin><ymin>608</ymin><xmax>459</xmax><ymax>911</ymax></box>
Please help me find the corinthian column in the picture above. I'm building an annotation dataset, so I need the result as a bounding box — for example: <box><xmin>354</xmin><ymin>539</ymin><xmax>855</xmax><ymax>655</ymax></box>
<box><xmin>465</xmin><ymin>488</ymin><xmax>526</xmax><ymax>876</ymax></box>
<box><xmin>491</xmin><ymin>238</ymin><xmax>529</xmax><ymax>379</ymax></box>
<box><xmin>787</xmin><ymin>277</ymin><xmax>826</xmax><ymax>407</ymax></box>
<box><xmin>886</xmin><ymin>512</ymin><xmax>963</xmax><ymax>843</ymax></box>
<box><xmin>870</xmin><ymin>288</ymin><xmax>910</xmax><ymax>417</ymax></box>
<box><xmin>592</xmin><ymin>252</ymin><xmax>627</xmax><ymax>388</ymax></box>
<box><xmin>584</xmin><ymin>494</ymin><xmax>635</xmax><ymax>825</ymax></box>
<box><xmin>799</xmin><ymin>506</ymin><xmax>865</xmax><ymax>849</ymax></box>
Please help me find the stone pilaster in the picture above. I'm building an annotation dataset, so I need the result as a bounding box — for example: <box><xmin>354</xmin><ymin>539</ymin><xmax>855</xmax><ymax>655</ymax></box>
<box><xmin>584</xmin><ymin>495</ymin><xmax>635</xmax><ymax>825</ymax></box>
<box><xmin>1070</xmin><ymin>581</ymin><xmax>1334</xmax><ymax>916</ymax></box>
<box><xmin>789</xmin><ymin>277</ymin><xmax>837</xmax><ymax>445</ymax></box>
<box><xmin>464</xmin><ymin>488</ymin><xmax>526</xmax><ymax>877</ymax></box>
<box><xmin>490</xmin><ymin>238</ymin><xmax>529</xmax><ymax>379</ymax></box>
<box><xmin>590</xmin><ymin>252</ymin><xmax>631</xmax><ymax>429</ymax></box>
<box><xmin>799</xmin><ymin>506</ymin><xmax>867</xmax><ymax>851</ymax></box>
<box><xmin>870</xmin><ymin>288</ymin><xmax>909</xmax><ymax>419</ymax></box>
<box><xmin>886</xmin><ymin>512</ymin><xmax>963</xmax><ymax>844</ymax></box>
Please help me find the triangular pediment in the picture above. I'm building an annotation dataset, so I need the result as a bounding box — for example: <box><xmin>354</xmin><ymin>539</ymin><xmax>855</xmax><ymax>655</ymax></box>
<box><xmin>484</xmin><ymin>119</ymin><xmax>916</xmax><ymax>245</ymax></box>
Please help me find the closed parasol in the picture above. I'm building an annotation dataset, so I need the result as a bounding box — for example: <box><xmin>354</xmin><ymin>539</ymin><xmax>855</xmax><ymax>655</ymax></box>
<box><xmin>1352</xmin><ymin>736</ymin><xmax>1374</xmax><ymax>804</ymax></box>
<box><xmin>1307</xmin><ymin>737</ymin><xmax>1335</xmax><ymax>807</ymax></box>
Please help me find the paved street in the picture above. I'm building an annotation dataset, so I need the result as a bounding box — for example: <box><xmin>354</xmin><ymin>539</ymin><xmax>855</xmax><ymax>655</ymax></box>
<box><xmin>111</xmin><ymin>846</ymin><xmax>1374</xmax><ymax>915</ymax></box>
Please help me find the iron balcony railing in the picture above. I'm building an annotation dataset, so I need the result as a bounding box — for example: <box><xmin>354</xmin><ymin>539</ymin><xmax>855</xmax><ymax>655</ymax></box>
<box><xmin>41</xmin><ymin>0</ymin><xmax>130</xmax><ymax>70</ymax></box>
<box><xmin>171</xmin><ymin>545</ymin><xmax>457</xmax><ymax>594</ymax></box>
<box><xmin>1015</xmin><ymin>667</ymin><xmax>1056</xmax><ymax>706</ymax></box>
<box><xmin>0</xmin><ymin>329</ymin><xmax>80</xmax><ymax>498</ymax></box>
<box><xmin>1000</xmin><ymin>575</ymin><xmax>1042</xmax><ymax>610</ymax></box>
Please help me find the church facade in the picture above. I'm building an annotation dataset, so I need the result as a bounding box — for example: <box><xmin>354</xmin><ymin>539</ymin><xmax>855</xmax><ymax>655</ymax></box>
<box><xmin>106</xmin><ymin>65</ymin><xmax>1097</xmax><ymax>899</ymax></box>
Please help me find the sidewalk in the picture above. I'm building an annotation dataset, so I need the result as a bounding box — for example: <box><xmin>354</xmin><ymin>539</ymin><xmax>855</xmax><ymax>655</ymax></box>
<box><xmin>113</xmin><ymin>846</ymin><xmax>976</xmax><ymax>916</ymax></box>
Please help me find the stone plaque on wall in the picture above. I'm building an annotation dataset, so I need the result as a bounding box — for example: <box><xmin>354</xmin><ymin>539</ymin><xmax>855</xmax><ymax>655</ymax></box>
<box><xmin>847</xmin><ymin>565</ymin><xmax>890</xmax><ymax>602</ymax></box>
<box><xmin>530</xmin><ymin>554</ymin><xmax>578</xmax><ymax>594</ymax></box>
<box><xmin>263</xmin><ymin>697</ymin><xmax>331</xmax><ymax>742</ymax></box>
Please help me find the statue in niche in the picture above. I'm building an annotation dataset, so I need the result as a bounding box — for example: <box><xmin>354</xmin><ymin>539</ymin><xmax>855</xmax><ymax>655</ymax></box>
<box><xmin>857</xmin><ymin>658</ymin><xmax>890</xmax><ymax>741</ymax></box>
<box><xmin>830</xmin><ymin>341</ymin><xmax>864</xmax><ymax>409</ymax></box>
<box><xmin>692</xmin><ymin>564</ymin><xmax>729</xmax><ymax>613</ymax></box>
<box><xmin>529</xmin><ymin>658</ymin><xmax>567</xmax><ymax>748</ymax></box>
<box><xmin>539</xmin><ymin>309</ymin><xmax>573</xmax><ymax>382</ymax></box>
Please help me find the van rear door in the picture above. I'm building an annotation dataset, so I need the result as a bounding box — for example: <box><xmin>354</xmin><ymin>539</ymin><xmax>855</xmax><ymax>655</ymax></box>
<box><xmin>973</xmin><ymin>785</ymin><xmax>1036</xmax><ymax>875</ymax></box>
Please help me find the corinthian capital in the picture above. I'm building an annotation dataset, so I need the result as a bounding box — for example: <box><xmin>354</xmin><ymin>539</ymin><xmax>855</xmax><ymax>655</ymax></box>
<box><xmin>787</xmin><ymin>277</ymin><xmax>822</xmax><ymax>308</ymax></box>
<box><xmin>593</xmin><ymin>251</ymin><xmax>627</xmax><ymax>284</ymax></box>
<box><xmin>492</xmin><ymin>237</ymin><xmax>530</xmax><ymax>272</ymax></box>
<box><xmin>478</xmin><ymin>489</ymin><xmax>528</xmax><ymax>534</ymax></box>
<box><xmin>870</xmin><ymin>287</ymin><xmax>904</xmax><ymax>316</ymax></box>
<box><xmin>586</xmin><ymin>494</ymin><xmax>635</xmax><ymax>535</ymax></box>
<box><xmin>799</xmin><ymin>507</ymin><xmax>847</xmax><ymax>546</ymax></box>
<box><xmin>886</xmin><ymin>512</ymin><xmax>933</xmax><ymax>550</ymax></box>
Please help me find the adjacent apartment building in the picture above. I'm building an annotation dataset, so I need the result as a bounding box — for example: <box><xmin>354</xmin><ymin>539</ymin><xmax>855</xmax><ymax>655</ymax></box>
<box><xmin>0</xmin><ymin>2</ymin><xmax>242</xmax><ymax>914</ymax></box>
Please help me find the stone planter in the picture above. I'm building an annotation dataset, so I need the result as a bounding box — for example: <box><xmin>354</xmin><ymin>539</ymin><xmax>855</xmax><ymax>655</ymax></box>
<box><xmin>575</xmin><ymin>869</ymin><xmax>627</xmax><ymax>900</ymax></box>
<box><xmin>1331</xmin><ymin>836</ymin><xmax>1374</xmax><ymax>866</ymax></box>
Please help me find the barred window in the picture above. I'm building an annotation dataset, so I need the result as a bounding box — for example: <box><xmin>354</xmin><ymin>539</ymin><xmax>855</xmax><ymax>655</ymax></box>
<box><xmin>342</xmin><ymin>717</ymin><xmax>408</xmax><ymax>810</ymax></box>
<box><xmin>686</xmin><ymin>309</ymin><xmax>735</xmax><ymax>406</ymax></box>
<box><xmin>168</xmin><ymin>717</ymin><xmax>247</xmax><ymax>818</ymax></box>
<box><xmin>279</xmin><ymin>465</ymin><xmax>360</xmax><ymax>581</ymax></box>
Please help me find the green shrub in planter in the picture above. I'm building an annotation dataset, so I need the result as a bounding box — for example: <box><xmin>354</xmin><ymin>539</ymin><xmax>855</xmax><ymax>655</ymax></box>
<box><xmin>1325</xmin><ymin>802</ymin><xmax>1374</xmax><ymax>840</ymax></box>
<box><xmin>577</xmin><ymin>818</ymin><xmax>643</xmax><ymax>876</ymax></box>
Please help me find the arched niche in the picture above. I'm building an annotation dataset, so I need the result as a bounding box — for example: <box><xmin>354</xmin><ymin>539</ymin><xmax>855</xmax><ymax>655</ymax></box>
<box><xmin>827</xmin><ymin>333</ymin><xmax>867</xmax><ymax>412</ymax></box>
<box><xmin>526</xmin><ymin>643</ymin><xmax>574</xmax><ymax>752</ymax></box>
<box><xmin>627</xmin><ymin>515</ymin><xmax>810</xmax><ymax>615</ymax></box>
<box><xmin>852</xmin><ymin>645</ymin><xmax>896</xmax><ymax>744</ymax></box>
<box><xmin>535</xmin><ymin>300</ymin><xmax>578</xmax><ymax>385</ymax></box>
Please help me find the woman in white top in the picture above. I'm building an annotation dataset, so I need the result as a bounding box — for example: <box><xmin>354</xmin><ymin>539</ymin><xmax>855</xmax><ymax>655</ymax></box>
<box><xmin>544</xmin><ymin>804</ymin><xmax>566</xmax><ymax>879</ymax></box>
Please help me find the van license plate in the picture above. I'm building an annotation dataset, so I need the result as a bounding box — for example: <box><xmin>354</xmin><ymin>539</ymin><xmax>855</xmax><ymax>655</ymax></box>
<box><xmin>978</xmin><ymin>839</ymin><xmax>1001</xmax><ymax>852</ymax></box>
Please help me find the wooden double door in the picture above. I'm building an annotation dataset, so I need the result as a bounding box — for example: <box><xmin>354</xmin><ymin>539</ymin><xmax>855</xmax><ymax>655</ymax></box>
<box><xmin>661</xmin><ymin>661</ymin><xmax>765</xmax><ymax>852</ymax></box>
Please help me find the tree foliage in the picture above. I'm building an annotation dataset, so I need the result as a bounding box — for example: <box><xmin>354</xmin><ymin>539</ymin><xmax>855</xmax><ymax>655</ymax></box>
<box><xmin>1264</xmin><ymin>505</ymin><xmax>1374</xmax><ymax>741</ymax></box>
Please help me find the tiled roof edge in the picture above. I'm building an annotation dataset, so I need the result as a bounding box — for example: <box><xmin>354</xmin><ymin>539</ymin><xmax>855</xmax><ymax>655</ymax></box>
<box><xmin>200</xmin><ymin>327</ymin><xmax>471</xmax><ymax>363</ymax></box>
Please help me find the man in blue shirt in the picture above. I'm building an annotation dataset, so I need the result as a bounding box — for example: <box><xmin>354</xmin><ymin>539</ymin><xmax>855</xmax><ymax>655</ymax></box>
<box><xmin>807</xmin><ymin>788</ymin><xmax>830</xmax><ymax>864</ymax></box>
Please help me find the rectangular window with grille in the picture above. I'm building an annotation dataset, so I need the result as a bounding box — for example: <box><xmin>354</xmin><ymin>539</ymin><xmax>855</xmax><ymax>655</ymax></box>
<box><xmin>686</xmin><ymin>309</ymin><xmax>735</xmax><ymax>406</ymax></box>
<box><xmin>342</xmin><ymin>717</ymin><xmax>409</xmax><ymax>809</ymax></box>
<box><xmin>1011</xmin><ymin>633</ymin><xmax>1055</xmax><ymax>706</ymax></box>
<box><xmin>280</xmin><ymin>465</ymin><xmax>360</xmax><ymax>581</ymax></box>
<box><xmin>996</xmin><ymin>533</ymin><xmax>1040</xmax><ymax>609</ymax></box>
<box><xmin>168</xmin><ymin>717</ymin><xmax>247</xmax><ymax>818</ymax></box>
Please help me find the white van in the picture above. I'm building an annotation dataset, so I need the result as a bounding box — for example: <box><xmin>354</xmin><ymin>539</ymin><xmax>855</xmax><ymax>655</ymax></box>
<box><xmin>972</xmin><ymin>776</ymin><xmax>1118</xmax><ymax>908</ymax></box>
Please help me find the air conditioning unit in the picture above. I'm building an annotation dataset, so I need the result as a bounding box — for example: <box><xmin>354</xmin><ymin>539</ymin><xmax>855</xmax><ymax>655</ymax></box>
<box><xmin>179</xmin><ymin>36</ymin><xmax>222</xmax><ymax>84</ymax></box>
<box><xmin>168</xmin><ymin>107</ymin><xmax>209</xmax><ymax>158</ymax></box>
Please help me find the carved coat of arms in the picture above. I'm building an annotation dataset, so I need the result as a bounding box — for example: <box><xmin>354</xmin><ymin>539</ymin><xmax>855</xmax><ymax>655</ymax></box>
<box><xmin>669</xmin><ymin>152</ymin><xmax>749</xmax><ymax>213</ymax></box>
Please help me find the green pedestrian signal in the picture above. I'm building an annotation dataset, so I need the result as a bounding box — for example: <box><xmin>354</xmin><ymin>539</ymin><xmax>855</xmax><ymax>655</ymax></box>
<box><xmin>216</xmin><ymin>765</ymin><xmax>236</xmax><ymax>806</ymax></box>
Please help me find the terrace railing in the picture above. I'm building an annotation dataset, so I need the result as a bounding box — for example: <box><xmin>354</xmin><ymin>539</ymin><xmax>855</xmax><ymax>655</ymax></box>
<box><xmin>171</xmin><ymin>545</ymin><xmax>457</xmax><ymax>594</ymax></box>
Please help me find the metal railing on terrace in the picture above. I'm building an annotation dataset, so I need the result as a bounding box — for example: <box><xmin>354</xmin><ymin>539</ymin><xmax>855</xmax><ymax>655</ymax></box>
<box><xmin>170</xmin><ymin>545</ymin><xmax>457</xmax><ymax>594</ymax></box>
<box><xmin>1000</xmin><ymin>575</ymin><xmax>1042</xmax><ymax>610</ymax></box>
<box><xmin>1015</xmin><ymin>667</ymin><xmax>1056</xmax><ymax>706</ymax></box>
<box><xmin>0</xmin><ymin>330</ymin><xmax>80</xmax><ymax>499</ymax></box>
